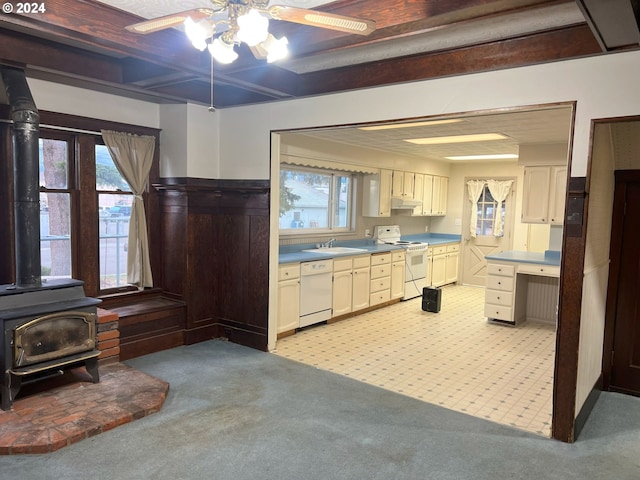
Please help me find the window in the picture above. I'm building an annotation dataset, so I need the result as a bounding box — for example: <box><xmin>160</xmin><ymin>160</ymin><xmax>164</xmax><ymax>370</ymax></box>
<box><xmin>279</xmin><ymin>167</ymin><xmax>354</xmax><ymax>233</ymax></box>
<box><xmin>96</xmin><ymin>143</ymin><xmax>132</xmax><ymax>290</ymax></box>
<box><xmin>39</xmin><ymin>134</ymin><xmax>73</xmax><ymax>280</ymax></box>
<box><xmin>476</xmin><ymin>185</ymin><xmax>506</xmax><ymax>237</ymax></box>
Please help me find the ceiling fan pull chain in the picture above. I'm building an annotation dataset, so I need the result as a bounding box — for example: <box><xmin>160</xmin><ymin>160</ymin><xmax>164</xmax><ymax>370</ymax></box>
<box><xmin>209</xmin><ymin>56</ymin><xmax>215</xmax><ymax>113</ymax></box>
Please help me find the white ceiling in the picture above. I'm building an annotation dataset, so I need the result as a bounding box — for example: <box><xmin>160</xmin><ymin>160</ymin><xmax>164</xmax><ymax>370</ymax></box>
<box><xmin>287</xmin><ymin>105</ymin><xmax>574</xmax><ymax>163</ymax></box>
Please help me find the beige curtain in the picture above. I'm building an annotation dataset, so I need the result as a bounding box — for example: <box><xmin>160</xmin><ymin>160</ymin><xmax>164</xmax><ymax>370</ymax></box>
<box><xmin>101</xmin><ymin>130</ymin><xmax>155</xmax><ymax>289</ymax></box>
<box><xmin>466</xmin><ymin>180</ymin><xmax>486</xmax><ymax>238</ymax></box>
<box><xmin>487</xmin><ymin>179</ymin><xmax>514</xmax><ymax>237</ymax></box>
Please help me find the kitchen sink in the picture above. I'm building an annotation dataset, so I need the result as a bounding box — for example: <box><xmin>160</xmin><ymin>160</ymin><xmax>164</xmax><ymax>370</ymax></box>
<box><xmin>302</xmin><ymin>247</ymin><xmax>368</xmax><ymax>255</ymax></box>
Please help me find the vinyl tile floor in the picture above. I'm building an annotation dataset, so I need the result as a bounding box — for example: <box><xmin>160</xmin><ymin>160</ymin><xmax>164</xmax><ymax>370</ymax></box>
<box><xmin>274</xmin><ymin>284</ymin><xmax>556</xmax><ymax>437</ymax></box>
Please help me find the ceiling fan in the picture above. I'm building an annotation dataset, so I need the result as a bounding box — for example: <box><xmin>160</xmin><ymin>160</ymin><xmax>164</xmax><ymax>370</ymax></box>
<box><xmin>126</xmin><ymin>0</ymin><xmax>376</xmax><ymax>64</ymax></box>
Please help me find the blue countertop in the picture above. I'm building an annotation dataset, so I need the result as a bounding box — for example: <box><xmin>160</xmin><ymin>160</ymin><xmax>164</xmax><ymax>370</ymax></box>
<box><xmin>278</xmin><ymin>233</ymin><xmax>462</xmax><ymax>264</ymax></box>
<box><xmin>485</xmin><ymin>250</ymin><xmax>561</xmax><ymax>266</ymax></box>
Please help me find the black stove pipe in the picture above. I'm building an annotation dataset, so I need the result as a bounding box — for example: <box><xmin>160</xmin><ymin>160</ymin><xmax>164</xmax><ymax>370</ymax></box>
<box><xmin>0</xmin><ymin>67</ymin><xmax>41</xmax><ymax>287</ymax></box>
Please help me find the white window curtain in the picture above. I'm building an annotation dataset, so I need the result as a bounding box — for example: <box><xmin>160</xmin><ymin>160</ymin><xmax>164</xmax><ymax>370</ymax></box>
<box><xmin>487</xmin><ymin>179</ymin><xmax>514</xmax><ymax>237</ymax></box>
<box><xmin>466</xmin><ymin>180</ymin><xmax>486</xmax><ymax>238</ymax></box>
<box><xmin>101</xmin><ymin>130</ymin><xmax>156</xmax><ymax>289</ymax></box>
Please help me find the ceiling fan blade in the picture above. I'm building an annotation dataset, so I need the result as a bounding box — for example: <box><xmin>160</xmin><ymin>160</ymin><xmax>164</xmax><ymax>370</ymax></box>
<box><xmin>125</xmin><ymin>8</ymin><xmax>215</xmax><ymax>34</ymax></box>
<box><xmin>267</xmin><ymin>6</ymin><xmax>376</xmax><ymax>36</ymax></box>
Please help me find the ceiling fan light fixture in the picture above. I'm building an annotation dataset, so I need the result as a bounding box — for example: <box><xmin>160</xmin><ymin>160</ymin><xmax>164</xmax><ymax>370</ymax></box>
<box><xmin>264</xmin><ymin>35</ymin><xmax>289</xmax><ymax>63</ymax></box>
<box><xmin>209</xmin><ymin>36</ymin><xmax>238</xmax><ymax>64</ymax></box>
<box><xmin>184</xmin><ymin>17</ymin><xmax>214</xmax><ymax>51</ymax></box>
<box><xmin>237</xmin><ymin>9</ymin><xmax>269</xmax><ymax>47</ymax></box>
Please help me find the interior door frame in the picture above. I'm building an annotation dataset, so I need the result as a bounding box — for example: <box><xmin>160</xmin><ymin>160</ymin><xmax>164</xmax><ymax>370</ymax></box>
<box><xmin>459</xmin><ymin>176</ymin><xmax>516</xmax><ymax>286</ymax></box>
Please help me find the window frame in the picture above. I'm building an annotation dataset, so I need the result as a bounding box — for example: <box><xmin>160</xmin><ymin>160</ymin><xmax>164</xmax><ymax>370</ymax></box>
<box><xmin>0</xmin><ymin>106</ymin><xmax>160</xmax><ymax>299</ymax></box>
<box><xmin>475</xmin><ymin>184</ymin><xmax>506</xmax><ymax>238</ymax></box>
<box><xmin>279</xmin><ymin>165</ymin><xmax>356</xmax><ymax>236</ymax></box>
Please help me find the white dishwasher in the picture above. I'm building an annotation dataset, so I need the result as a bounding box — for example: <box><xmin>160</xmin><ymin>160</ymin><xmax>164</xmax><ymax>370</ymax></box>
<box><xmin>299</xmin><ymin>259</ymin><xmax>334</xmax><ymax>328</ymax></box>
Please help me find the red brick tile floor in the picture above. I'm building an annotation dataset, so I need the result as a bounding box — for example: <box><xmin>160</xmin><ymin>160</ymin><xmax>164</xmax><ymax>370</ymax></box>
<box><xmin>0</xmin><ymin>362</ymin><xmax>169</xmax><ymax>454</ymax></box>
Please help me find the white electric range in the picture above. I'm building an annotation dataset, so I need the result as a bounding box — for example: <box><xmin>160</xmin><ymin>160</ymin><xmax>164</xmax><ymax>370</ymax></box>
<box><xmin>374</xmin><ymin>225</ymin><xmax>429</xmax><ymax>300</ymax></box>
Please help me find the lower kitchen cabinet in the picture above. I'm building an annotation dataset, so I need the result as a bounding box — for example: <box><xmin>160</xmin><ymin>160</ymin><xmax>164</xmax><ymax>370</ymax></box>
<box><xmin>351</xmin><ymin>256</ymin><xmax>370</xmax><ymax>311</ymax></box>
<box><xmin>332</xmin><ymin>257</ymin><xmax>353</xmax><ymax>317</ymax></box>
<box><xmin>370</xmin><ymin>252</ymin><xmax>392</xmax><ymax>306</ymax></box>
<box><xmin>428</xmin><ymin>243</ymin><xmax>460</xmax><ymax>287</ymax></box>
<box><xmin>391</xmin><ymin>251</ymin><xmax>406</xmax><ymax>299</ymax></box>
<box><xmin>277</xmin><ymin>263</ymin><xmax>300</xmax><ymax>334</ymax></box>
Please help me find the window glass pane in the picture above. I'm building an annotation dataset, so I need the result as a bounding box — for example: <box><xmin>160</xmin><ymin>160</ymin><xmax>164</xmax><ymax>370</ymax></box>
<box><xmin>96</xmin><ymin>144</ymin><xmax>131</xmax><ymax>192</ymax></box>
<box><xmin>279</xmin><ymin>170</ymin><xmax>330</xmax><ymax>230</ymax></box>
<box><xmin>99</xmin><ymin>193</ymin><xmax>132</xmax><ymax>289</ymax></box>
<box><xmin>40</xmin><ymin>192</ymin><xmax>71</xmax><ymax>279</ymax></box>
<box><xmin>39</xmin><ymin>138</ymin><xmax>68</xmax><ymax>189</ymax></box>
<box><xmin>333</xmin><ymin>175</ymin><xmax>351</xmax><ymax>228</ymax></box>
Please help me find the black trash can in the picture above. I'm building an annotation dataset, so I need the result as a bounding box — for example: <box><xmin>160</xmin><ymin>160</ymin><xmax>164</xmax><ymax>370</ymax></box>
<box><xmin>422</xmin><ymin>287</ymin><xmax>441</xmax><ymax>313</ymax></box>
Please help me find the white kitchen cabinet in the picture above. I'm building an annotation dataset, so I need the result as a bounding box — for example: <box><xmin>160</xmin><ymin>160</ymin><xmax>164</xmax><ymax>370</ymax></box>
<box><xmin>428</xmin><ymin>243</ymin><xmax>459</xmax><ymax>287</ymax></box>
<box><xmin>332</xmin><ymin>257</ymin><xmax>353</xmax><ymax>317</ymax></box>
<box><xmin>548</xmin><ymin>166</ymin><xmax>568</xmax><ymax>225</ymax></box>
<box><xmin>444</xmin><ymin>244</ymin><xmax>459</xmax><ymax>285</ymax></box>
<box><xmin>277</xmin><ymin>263</ymin><xmax>300</xmax><ymax>334</ymax></box>
<box><xmin>392</xmin><ymin>170</ymin><xmax>415</xmax><ymax>199</ymax></box>
<box><xmin>413</xmin><ymin>174</ymin><xmax>424</xmax><ymax>215</ymax></box>
<box><xmin>362</xmin><ymin>169</ymin><xmax>393</xmax><ymax>217</ymax></box>
<box><xmin>431</xmin><ymin>176</ymin><xmax>448</xmax><ymax>216</ymax></box>
<box><xmin>352</xmin><ymin>256</ymin><xmax>370</xmax><ymax>311</ymax></box>
<box><xmin>370</xmin><ymin>252</ymin><xmax>392</xmax><ymax>306</ymax></box>
<box><xmin>521</xmin><ymin>166</ymin><xmax>566</xmax><ymax>224</ymax></box>
<box><xmin>421</xmin><ymin>174</ymin><xmax>434</xmax><ymax>215</ymax></box>
<box><xmin>390</xmin><ymin>251</ymin><xmax>406</xmax><ymax>299</ymax></box>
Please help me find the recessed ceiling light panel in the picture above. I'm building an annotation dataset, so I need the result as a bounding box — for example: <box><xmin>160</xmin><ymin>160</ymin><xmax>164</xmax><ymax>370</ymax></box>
<box><xmin>358</xmin><ymin>119</ymin><xmax>463</xmax><ymax>131</ymax></box>
<box><xmin>405</xmin><ymin>133</ymin><xmax>508</xmax><ymax>145</ymax></box>
<box><xmin>445</xmin><ymin>154</ymin><xmax>518</xmax><ymax>160</ymax></box>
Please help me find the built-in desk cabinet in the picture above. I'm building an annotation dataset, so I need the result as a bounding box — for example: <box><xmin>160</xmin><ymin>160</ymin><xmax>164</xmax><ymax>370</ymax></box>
<box><xmin>485</xmin><ymin>260</ymin><xmax>560</xmax><ymax>326</ymax></box>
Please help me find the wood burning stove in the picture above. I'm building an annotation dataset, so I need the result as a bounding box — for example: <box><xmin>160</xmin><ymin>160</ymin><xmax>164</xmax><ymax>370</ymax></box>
<box><xmin>0</xmin><ymin>67</ymin><xmax>102</xmax><ymax>410</ymax></box>
<box><xmin>0</xmin><ymin>280</ymin><xmax>101</xmax><ymax>410</ymax></box>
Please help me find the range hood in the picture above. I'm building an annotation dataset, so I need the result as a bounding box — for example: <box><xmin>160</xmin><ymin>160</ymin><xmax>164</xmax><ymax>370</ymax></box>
<box><xmin>391</xmin><ymin>197</ymin><xmax>423</xmax><ymax>209</ymax></box>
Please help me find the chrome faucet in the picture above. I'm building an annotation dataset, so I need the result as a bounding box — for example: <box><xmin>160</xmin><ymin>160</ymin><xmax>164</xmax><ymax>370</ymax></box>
<box><xmin>320</xmin><ymin>238</ymin><xmax>337</xmax><ymax>248</ymax></box>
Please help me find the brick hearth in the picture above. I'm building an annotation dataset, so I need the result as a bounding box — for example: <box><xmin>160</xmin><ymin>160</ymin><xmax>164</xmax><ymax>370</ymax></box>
<box><xmin>0</xmin><ymin>363</ymin><xmax>169</xmax><ymax>454</ymax></box>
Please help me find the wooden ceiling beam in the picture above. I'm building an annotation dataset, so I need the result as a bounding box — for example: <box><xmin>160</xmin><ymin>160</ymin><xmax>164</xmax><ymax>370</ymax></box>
<box><xmin>297</xmin><ymin>25</ymin><xmax>601</xmax><ymax>95</ymax></box>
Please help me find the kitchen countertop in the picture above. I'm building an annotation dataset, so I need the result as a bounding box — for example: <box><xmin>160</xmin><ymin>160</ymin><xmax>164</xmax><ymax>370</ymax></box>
<box><xmin>278</xmin><ymin>233</ymin><xmax>462</xmax><ymax>264</ymax></box>
<box><xmin>484</xmin><ymin>250</ymin><xmax>561</xmax><ymax>266</ymax></box>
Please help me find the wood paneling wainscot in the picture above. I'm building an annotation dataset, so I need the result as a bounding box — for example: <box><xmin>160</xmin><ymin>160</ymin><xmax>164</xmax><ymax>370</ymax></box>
<box><xmin>155</xmin><ymin>179</ymin><xmax>270</xmax><ymax>351</ymax></box>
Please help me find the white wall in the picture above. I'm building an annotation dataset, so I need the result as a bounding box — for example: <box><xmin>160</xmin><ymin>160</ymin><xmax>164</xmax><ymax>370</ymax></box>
<box><xmin>27</xmin><ymin>78</ymin><xmax>159</xmax><ymax>128</ymax></box>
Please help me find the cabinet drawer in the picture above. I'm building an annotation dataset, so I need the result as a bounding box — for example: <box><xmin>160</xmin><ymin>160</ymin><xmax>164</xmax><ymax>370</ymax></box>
<box><xmin>333</xmin><ymin>257</ymin><xmax>353</xmax><ymax>272</ymax></box>
<box><xmin>487</xmin><ymin>263</ymin><xmax>515</xmax><ymax>277</ymax></box>
<box><xmin>484</xmin><ymin>304</ymin><xmax>513</xmax><ymax>321</ymax></box>
<box><xmin>485</xmin><ymin>289</ymin><xmax>513</xmax><ymax>306</ymax></box>
<box><xmin>391</xmin><ymin>251</ymin><xmax>406</xmax><ymax>262</ymax></box>
<box><xmin>518</xmin><ymin>264</ymin><xmax>560</xmax><ymax>277</ymax></box>
<box><xmin>352</xmin><ymin>255</ymin><xmax>370</xmax><ymax>269</ymax></box>
<box><xmin>446</xmin><ymin>243</ymin><xmax>460</xmax><ymax>253</ymax></box>
<box><xmin>370</xmin><ymin>264</ymin><xmax>391</xmax><ymax>279</ymax></box>
<box><xmin>370</xmin><ymin>276</ymin><xmax>391</xmax><ymax>293</ymax></box>
<box><xmin>370</xmin><ymin>253</ymin><xmax>391</xmax><ymax>266</ymax></box>
<box><xmin>486</xmin><ymin>275</ymin><xmax>514</xmax><ymax>291</ymax></box>
<box><xmin>278</xmin><ymin>263</ymin><xmax>300</xmax><ymax>281</ymax></box>
<box><xmin>431</xmin><ymin>246</ymin><xmax>447</xmax><ymax>256</ymax></box>
<box><xmin>370</xmin><ymin>290</ymin><xmax>391</xmax><ymax>306</ymax></box>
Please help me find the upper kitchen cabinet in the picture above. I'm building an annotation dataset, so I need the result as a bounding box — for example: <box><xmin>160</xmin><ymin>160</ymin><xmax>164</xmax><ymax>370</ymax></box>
<box><xmin>431</xmin><ymin>176</ymin><xmax>448</xmax><ymax>216</ymax></box>
<box><xmin>392</xmin><ymin>170</ymin><xmax>416</xmax><ymax>199</ymax></box>
<box><xmin>519</xmin><ymin>143</ymin><xmax>568</xmax><ymax>225</ymax></box>
<box><xmin>363</xmin><ymin>169</ymin><xmax>393</xmax><ymax>217</ymax></box>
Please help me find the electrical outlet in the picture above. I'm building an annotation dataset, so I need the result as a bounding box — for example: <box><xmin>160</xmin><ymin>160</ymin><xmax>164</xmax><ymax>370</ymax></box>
<box><xmin>364</xmin><ymin>229</ymin><xmax>370</xmax><ymax>237</ymax></box>
<box><xmin>455</xmin><ymin>218</ymin><xmax>462</xmax><ymax>226</ymax></box>
<box><xmin>424</xmin><ymin>226</ymin><xmax>429</xmax><ymax>232</ymax></box>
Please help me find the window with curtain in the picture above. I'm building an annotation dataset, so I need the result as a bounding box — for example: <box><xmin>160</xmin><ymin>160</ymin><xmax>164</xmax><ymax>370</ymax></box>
<box><xmin>476</xmin><ymin>185</ymin><xmax>505</xmax><ymax>237</ymax></box>
<box><xmin>20</xmin><ymin>112</ymin><xmax>160</xmax><ymax>298</ymax></box>
<box><xmin>96</xmin><ymin>142</ymin><xmax>132</xmax><ymax>290</ymax></box>
<box><xmin>279</xmin><ymin>166</ymin><xmax>355</xmax><ymax>234</ymax></box>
